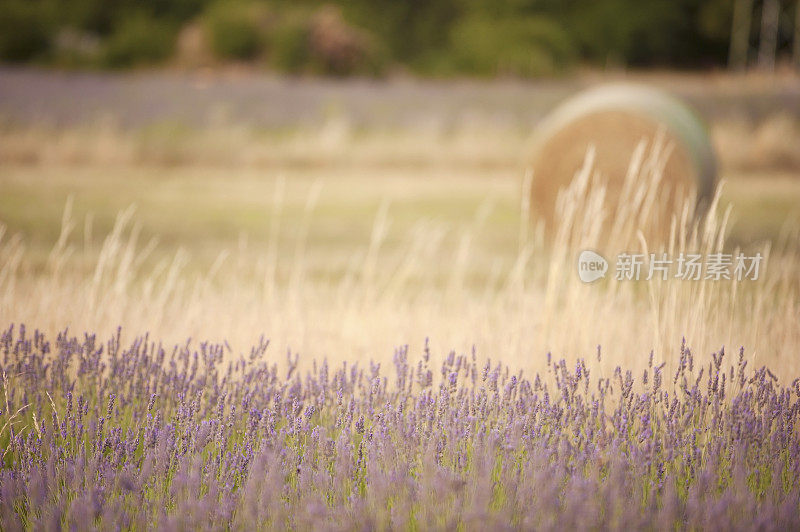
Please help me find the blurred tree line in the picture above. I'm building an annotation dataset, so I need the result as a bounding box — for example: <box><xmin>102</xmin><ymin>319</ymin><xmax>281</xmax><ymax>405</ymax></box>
<box><xmin>0</xmin><ymin>0</ymin><xmax>796</xmax><ymax>75</ymax></box>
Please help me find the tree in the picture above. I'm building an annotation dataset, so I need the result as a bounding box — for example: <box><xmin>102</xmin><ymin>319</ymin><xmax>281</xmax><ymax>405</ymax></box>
<box><xmin>729</xmin><ymin>0</ymin><xmax>754</xmax><ymax>69</ymax></box>
<box><xmin>758</xmin><ymin>0</ymin><xmax>781</xmax><ymax>70</ymax></box>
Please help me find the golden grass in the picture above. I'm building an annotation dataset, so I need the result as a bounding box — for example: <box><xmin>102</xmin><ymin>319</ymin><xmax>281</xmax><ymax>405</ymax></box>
<box><xmin>2</xmin><ymin>112</ymin><xmax>799</xmax><ymax>172</ymax></box>
<box><xmin>0</xmin><ymin>120</ymin><xmax>525</xmax><ymax>169</ymax></box>
<box><xmin>1</xmin><ymin>135</ymin><xmax>798</xmax><ymax>382</ymax></box>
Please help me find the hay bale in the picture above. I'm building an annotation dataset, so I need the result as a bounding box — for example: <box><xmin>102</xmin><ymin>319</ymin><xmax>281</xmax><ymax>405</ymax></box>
<box><xmin>527</xmin><ymin>83</ymin><xmax>717</xmax><ymax>235</ymax></box>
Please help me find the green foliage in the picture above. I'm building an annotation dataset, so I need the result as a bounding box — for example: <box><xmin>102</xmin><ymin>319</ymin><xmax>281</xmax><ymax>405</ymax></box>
<box><xmin>563</xmin><ymin>0</ymin><xmax>732</xmax><ymax>66</ymax></box>
<box><xmin>269</xmin><ymin>15</ymin><xmax>310</xmax><ymax>73</ymax></box>
<box><xmin>0</xmin><ymin>0</ymin><xmax>768</xmax><ymax>75</ymax></box>
<box><xmin>203</xmin><ymin>1</ymin><xmax>267</xmax><ymax>61</ymax></box>
<box><xmin>0</xmin><ymin>1</ymin><xmax>53</xmax><ymax>62</ymax></box>
<box><xmin>343</xmin><ymin>0</ymin><xmax>460</xmax><ymax>63</ymax></box>
<box><xmin>102</xmin><ymin>13</ymin><xmax>177</xmax><ymax>67</ymax></box>
<box><xmin>448</xmin><ymin>15</ymin><xmax>575</xmax><ymax>76</ymax></box>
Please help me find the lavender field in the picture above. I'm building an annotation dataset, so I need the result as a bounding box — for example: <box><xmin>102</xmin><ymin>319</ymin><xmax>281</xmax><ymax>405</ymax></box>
<box><xmin>1</xmin><ymin>168</ymin><xmax>798</xmax><ymax>530</ymax></box>
<box><xmin>2</xmin><ymin>325</ymin><xmax>800</xmax><ymax>530</ymax></box>
<box><xmin>1</xmin><ymin>70</ymin><xmax>800</xmax><ymax>530</ymax></box>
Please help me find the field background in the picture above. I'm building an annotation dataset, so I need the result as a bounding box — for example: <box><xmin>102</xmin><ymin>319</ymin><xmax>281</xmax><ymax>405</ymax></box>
<box><xmin>3</xmin><ymin>1</ymin><xmax>800</xmax><ymax>526</ymax></box>
<box><xmin>1</xmin><ymin>67</ymin><xmax>799</xmax><ymax>379</ymax></box>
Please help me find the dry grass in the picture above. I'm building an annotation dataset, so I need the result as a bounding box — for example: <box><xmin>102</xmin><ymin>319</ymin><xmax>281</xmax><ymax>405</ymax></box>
<box><xmin>712</xmin><ymin>114</ymin><xmax>800</xmax><ymax>172</ymax></box>
<box><xmin>2</xmin><ymin>112</ymin><xmax>799</xmax><ymax>172</ymax></box>
<box><xmin>0</xmin><ymin>120</ymin><xmax>525</xmax><ymax>169</ymax></box>
<box><xmin>1</xmin><ymin>134</ymin><xmax>798</xmax><ymax>382</ymax></box>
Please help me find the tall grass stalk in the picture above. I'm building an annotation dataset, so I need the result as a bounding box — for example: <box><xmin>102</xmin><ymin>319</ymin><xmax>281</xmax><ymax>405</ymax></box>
<box><xmin>0</xmin><ymin>142</ymin><xmax>797</xmax><ymax>379</ymax></box>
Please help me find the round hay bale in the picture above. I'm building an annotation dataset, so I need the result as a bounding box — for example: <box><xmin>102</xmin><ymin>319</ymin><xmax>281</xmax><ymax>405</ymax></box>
<box><xmin>527</xmin><ymin>83</ymin><xmax>716</xmax><ymax>236</ymax></box>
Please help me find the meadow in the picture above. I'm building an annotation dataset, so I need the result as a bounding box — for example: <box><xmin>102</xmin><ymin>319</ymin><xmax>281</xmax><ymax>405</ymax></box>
<box><xmin>1</xmin><ymin>71</ymin><xmax>800</xmax><ymax>529</ymax></box>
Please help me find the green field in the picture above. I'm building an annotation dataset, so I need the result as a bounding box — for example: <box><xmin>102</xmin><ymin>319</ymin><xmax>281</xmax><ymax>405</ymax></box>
<box><xmin>1</xmin><ymin>161</ymin><xmax>797</xmax><ymax>273</ymax></box>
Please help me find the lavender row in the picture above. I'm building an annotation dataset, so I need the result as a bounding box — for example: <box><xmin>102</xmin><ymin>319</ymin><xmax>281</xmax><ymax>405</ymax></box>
<box><xmin>1</xmin><ymin>324</ymin><xmax>798</xmax><ymax>530</ymax></box>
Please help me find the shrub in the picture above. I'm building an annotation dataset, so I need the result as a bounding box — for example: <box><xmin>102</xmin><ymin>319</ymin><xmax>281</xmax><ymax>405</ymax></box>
<box><xmin>203</xmin><ymin>1</ymin><xmax>268</xmax><ymax>61</ymax></box>
<box><xmin>51</xmin><ymin>28</ymin><xmax>103</xmax><ymax>67</ymax></box>
<box><xmin>0</xmin><ymin>1</ymin><xmax>52</xmax><ymax>62</ymax></box>
<box><xmin>102</xmin><ymin>14</ymin><xmax>177</xmax><ymax>67</ymax></box>
<box><xmin>263</xmin><ymin>5</ymin><xmax>387</xmax><ymax>77</ymax></box>
<box><xmin>269</xmin><ymin>11</ymin><xmax>311</xmax><ymax>74</ymax></box>
<box><xmin>306</xmin><ymin>5</ymin><xmax>386</xmax><ymax>76</ymax></box>
<box><xmin>448</xmin><ymin>15</ymin><xmax>575</xmax><ymax>77</ymax></box>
